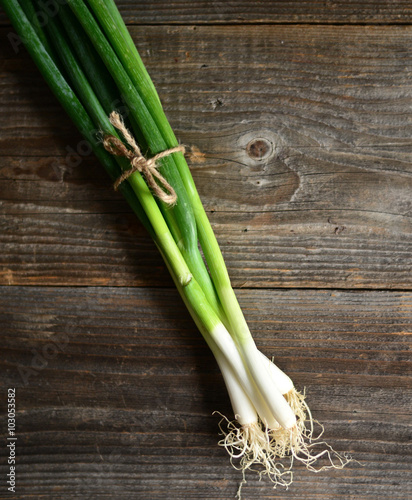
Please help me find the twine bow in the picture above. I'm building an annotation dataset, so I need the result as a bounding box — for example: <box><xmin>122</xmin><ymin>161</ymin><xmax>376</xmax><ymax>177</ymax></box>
<box><xmin>103</xmin><ymin>111</ymin><xmax>185</xmax><ymax>205</ymax></box>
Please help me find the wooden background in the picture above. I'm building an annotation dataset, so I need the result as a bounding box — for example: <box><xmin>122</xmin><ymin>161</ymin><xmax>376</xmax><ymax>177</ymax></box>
<box><xmin>1</xmin><ymin>1</ymin><xmax>411</xmax><ymax>499</ymax></box>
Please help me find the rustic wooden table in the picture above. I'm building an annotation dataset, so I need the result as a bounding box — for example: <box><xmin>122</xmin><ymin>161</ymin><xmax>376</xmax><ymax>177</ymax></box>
<box><xmin>1</xmin><ymin>1</ymin><xmax>412</xmax><ymax>499</ymax></box>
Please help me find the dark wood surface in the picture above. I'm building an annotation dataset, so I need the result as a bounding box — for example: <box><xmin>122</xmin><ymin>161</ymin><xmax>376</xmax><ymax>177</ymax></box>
<box><xmin>0</xmin><ymin>2</ymin><xmax>411</xmax><ymax>499</ymax></box>
<box><xmin>2</xmin><ymin>1</ymin><xmax>412</xmax><ymax>26</ymax></box>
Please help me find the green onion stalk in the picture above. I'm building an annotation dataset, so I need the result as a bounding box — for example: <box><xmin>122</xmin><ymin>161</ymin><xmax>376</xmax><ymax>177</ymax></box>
<box><xmin>1</xmin><ymin>0</ymin><xmax>350</xmax><ymax>488</ymax></box>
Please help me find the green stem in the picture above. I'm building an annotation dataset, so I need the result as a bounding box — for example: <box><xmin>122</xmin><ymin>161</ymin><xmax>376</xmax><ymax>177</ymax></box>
<box><xmin>57</xmin><ymin>4</ymin><xmax>150</xmax><ymax>165</ymax></box>
<box><xmin>58</xmin><ymin>4</ymin><xmax>121</xmax><ymax>117</ymax></box>
<box><xmin>19</xmin><ymin>0</ymin><xmax>55</xmax><ymax>56</ymax></box>
<box><xmin>86</xmin><ymin>0</ymin><xmax>161</xmax><ymax>107</ymax></box>
<box><xmin>67</xmin><ymin>0</ymin><xmax>196</xmax><ymax>249</ymax></box>
<box><xmin>67</xmin><ymin>0</ymin><xmax>224</xmax><ymax>320</ymax></box>
<box><xmin>2</xmin><ymin>0</ymin><xmax>153</xmax><ymax>235</ymax></box>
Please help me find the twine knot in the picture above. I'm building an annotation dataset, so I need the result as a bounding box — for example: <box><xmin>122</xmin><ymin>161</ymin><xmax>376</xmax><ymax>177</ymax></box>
<box><xmin>103</xmin><ymin>111</ymin><xmax>185</xmax><ymax>205</ymax></box>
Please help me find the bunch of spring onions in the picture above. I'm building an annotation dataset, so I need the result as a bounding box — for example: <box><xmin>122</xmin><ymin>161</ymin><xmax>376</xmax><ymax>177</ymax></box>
<box><xmin>2</xmin><ymin>0</ymin><xmax>350</xmax><ymax>491</ymax></box>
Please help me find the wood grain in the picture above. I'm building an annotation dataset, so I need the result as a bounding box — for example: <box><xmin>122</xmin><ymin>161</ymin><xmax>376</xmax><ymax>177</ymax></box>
<box><xmin>2</xmin><ymin>1</ymin><xmax>412</xmax><ymax>27</ymax></box>
<box><xmin>1</xmin><ymin>286</ymin><xmax>411</xmax><ymax>499</ymax></box>
<box><xmin>0</xmin><ymin>4</ymin><xmax>411</xmax><ymax>500</ymax></box>
<box><xmin>116</xmin><ymin>0</ymin><xmax>412</xmax><ymax>25</ymax></box>
<box><xmin>1</xmin><ymin>25</ymin><xmax>411</xmax><ymax>288</ymax></box>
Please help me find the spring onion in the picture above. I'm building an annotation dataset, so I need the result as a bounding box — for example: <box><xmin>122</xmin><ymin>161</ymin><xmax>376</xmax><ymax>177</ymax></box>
<box><xmin>1</xmin><ymin>0</ymin><xmax>351</xmax><ymax>491</ymax></box>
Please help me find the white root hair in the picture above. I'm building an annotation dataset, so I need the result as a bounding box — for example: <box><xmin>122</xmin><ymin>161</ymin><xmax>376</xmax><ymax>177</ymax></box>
<box><xmin>269</xmin><ymin>388</ymin><xmax>352</xmax><ymax>471</ymax></box>
<box><xmin>215</xmin><ymin>413</ymin><xmax>293</xmax><ymax>497</ymax></box>
<box><xmin>215</xmin><ymin>388</ymin><xmax>352</xmax><ymax>496</ymax></box>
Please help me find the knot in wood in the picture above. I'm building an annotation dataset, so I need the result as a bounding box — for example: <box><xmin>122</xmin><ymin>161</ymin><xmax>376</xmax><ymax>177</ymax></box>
<box><xmin>246</xmin><ymin>138</ymin><xmax>272</xmax><ymax>160</ymax></box>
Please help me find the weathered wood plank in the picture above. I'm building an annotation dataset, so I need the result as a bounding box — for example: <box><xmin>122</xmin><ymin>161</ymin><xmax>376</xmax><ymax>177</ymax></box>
<box><xmin>0</xmin><ymin>211</ymin><xmax>172</xmax><ymax>288</ymax></box>
<box><xmin>1</xmin><ymin>5</ymin><xmax>410</xmax><ymax>500</ymax></box>
<box><xmin>1</xmin><ymin>286</ymin><xmax>411</xmax><ymax>499</ymax></box>
<box><xmin>1</xmin><ymin>210</ymin><xmax>411</xmax><ymax>288</ymax></box>
<box><xmin>1</xmin><ymin>1</ymin><xmax>412</xmax><ymax>27</ymax></box>
<box><xmin>117</xmin><ymin>0</ymin><xmax>412</xmax><ymax>25</ymax></box>
<box><xmin>2</xmin><ymin>25</ymin><xmax>412</xmax><ymax>154</ymax></box>
<box><xmin>1</xmin><ymin>25</ymin><xmax>411</xmax><ymax>288</ymax></box>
